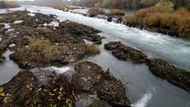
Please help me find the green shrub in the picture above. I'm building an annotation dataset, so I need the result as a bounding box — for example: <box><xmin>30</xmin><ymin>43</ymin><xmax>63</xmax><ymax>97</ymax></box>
<box><xmin>85</xmin><ymin>45</ymin><xmax>100</xmax><ymax>55</ymax></box>
<box><xmin>28</xmin><ymin>38</ymin><xmax>61</xmax><ymax>66</ymax></box>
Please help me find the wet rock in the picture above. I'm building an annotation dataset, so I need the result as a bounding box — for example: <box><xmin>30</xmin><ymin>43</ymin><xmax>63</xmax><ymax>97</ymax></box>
<box><xmin>71</xmin><ymin>61</ymin><xmax>130</xmax><ymax>107</ymax></box>
<box><xmin>9</xmin><ymin>48</ymin><xmax>39</xmax><ymax>69</ymax></box>
<box><xmin>0</xmin><ymin>71</ymin><xmax>38</xmax><ymax>106</ymax></box>
<box><xmin>0</xmin><ymin>23</ymin><xmax>5</xmax><ymax>34</ymax></box>
<box><xmin>146</xmin><ymin>59</ymin><xmax>190</xmax><ymax>92</ymax></box>
<box><xmin>88</xmin><ymin>99</ymin><xmax>112</xmax><ymax>107</ymax></box>
<box><xmin>71</xmin><ymin>62</ymin><xmax>102</xmax><ymax>92</ymax></box>
<box><xmin>97</xmin><ymin>72</ymin><xmax>130</xmax><ymax>107</ymax></box>
<box><xmin>58</xmin><ymin>20</ymin><xmax>100</xmax><ymax>35</ymax></box>
<box><xmin>104</xmin><ymin>41</ymin><xmax>122</xmax><ymax>50</ymax></box>
<box><xmin>34</xmin><ymin>13</ymin><xmax>56</xmax><ymax>24</ymax></box>
<box><xmin>57</xmin><ymin>21</ymin><xmax>103</xmax><ymax>44</ymax></box>
<box><xmin>107</xmin><ymin>17</ymin><xmax>113</xmax><ymax>22</ymax></box>
<box><xmin>0</xmin><ymin>55</ymin><xmax>5</xmax><ymax>62</ymax></box>
<box><xmin>9</xmin><ymin>38</ymin><xmax>86</xmax><ymax>69</ymax></box>
<box><xmin>0</xmin><ymin>70</ymin><xmax>74</xmax><ymax>107</ymax></box>
<box><xmin>58</xmin><ymin>43</ymin><xmax>86</xmax><ymax>64</ymax></box>
<box><xmin>105</xmin><ymin>41</ymin><xmax>147</xmax><ymax>63</ymax></box>
<box><xmin>0</xmin><ymin>34</ymin><xmax>15</xmax><ymax>54</ymax></box>
<box><xmin>105</xmin><ymin>41</ymin><xmax>190</xmax><ymax>92</ymax></box>
<box><xmin>82</xmin><ymin>34</ymin><xmax>103</xmax><ymax>45</ymax></box>
<box><xmin>116</xmin><ymin>17</ymin><xmax>123</xmax><ymax>23</ymax></box>
<box><xmin>0</xmin><ymin>11</ymin><xmax>30</xmax><ymax>23</ymax></box>
<box><xmin>0</xmin><ymin>11</ymin><xmax>56</xmax><ymax>27</ymax></box>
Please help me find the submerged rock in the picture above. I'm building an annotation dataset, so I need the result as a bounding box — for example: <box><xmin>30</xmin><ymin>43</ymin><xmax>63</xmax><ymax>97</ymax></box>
<box><xmin>105</xmin><ymin>41</ymin><xmax>190</xmax><ymax>93</ymax></box>
<box><xmin>146</xmin><ymin>59</ymin><xmax>190</xmax><ymax>92</ymax></box>
<box><xmin>71</xmin><ymin>61</ymin><xmax>130</xmax><ymax>107</ymax></box>
<box><xmin>105</xmin><ymin>41</ymin><xmax>147</xmax><ymax>63</ymax></box>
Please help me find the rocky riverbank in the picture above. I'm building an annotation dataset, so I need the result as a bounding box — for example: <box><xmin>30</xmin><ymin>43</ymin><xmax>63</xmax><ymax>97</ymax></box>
<box><xmin>105</xmin><ymin>41</ymin><xmax>190</xmax><ymax>92</ymax></box>
<box><xmin>0</xmin><ymin>11</ymin><xmax>102</xmax><ymax>68</ymax></box>
<box><xmin>0</xmin><ymin>10</ymin><xmax>130</xmax><ymax>107</ymax></box>
<box><xmin>0</xmin><ymin>61</ymin><xmax>130</xmax><ymax>107</ymax></box>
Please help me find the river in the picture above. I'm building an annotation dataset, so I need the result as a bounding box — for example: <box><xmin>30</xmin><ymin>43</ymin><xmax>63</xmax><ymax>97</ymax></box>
<box><xmin>0</xmin><ymin>5</ymin><xmax>190</xmax><ymax>107</ymax></box>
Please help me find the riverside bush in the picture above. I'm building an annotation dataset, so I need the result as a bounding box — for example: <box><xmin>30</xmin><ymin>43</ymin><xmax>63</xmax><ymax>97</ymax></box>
<box><xmin>108</xmin><ymin>9</ymin><xmax>125</xmax><ymax>16</ymax></box>
<box><xmin>88</xmin><ymin>7</ymin><xmax>103</xmax><ymax>17</ymax></box>
<box><xmin>124</xmin><ymin>4</ymin><xmax>190</xmax><ymax>38</ymax></box>
<box><xmin>85</xmin><ymin>44</ymin><xmax>100</xmax><ymax>55</ymax></box>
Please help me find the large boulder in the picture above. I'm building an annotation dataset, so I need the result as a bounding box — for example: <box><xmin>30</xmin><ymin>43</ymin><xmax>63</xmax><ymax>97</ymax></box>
<box><xmin>71</xmin><ymin>61</ymin><xmax>130</xmax><ymax>107</ymax></box>
<box><xmin>0</xmin><ymin>69</ymin><xmax>74</xmax><ymax>107</ymax></box>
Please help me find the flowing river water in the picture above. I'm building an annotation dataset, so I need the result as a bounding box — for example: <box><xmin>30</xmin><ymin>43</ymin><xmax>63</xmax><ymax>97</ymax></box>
<box><xmin>0</xmin><ymin>5</ymin><xmax>190</xmax><ymax>107</ymax></box>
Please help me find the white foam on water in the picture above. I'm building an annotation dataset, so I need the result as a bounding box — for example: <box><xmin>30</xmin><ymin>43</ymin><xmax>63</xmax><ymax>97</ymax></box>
<box><xmin>28</xmin><ymin>12</ymin><xmax>35</xmax><ymax>16</ymax></box>
<box><xmin>44</xmin><ymin>66</ymin><xmax>73</xmax><ymax>74</ymax></box>
<box><xmin>4</xmin><ymin>23</ymin><xmax>11</xmax><ymax>29</ymax></box>
<box><xmin>69</xmin><ymin>8</ymin><xmax>88</xmax><ymax>15</ymax></box>
<box><xmin>132</xmin><ymin>91</ymin><xmax>153</xmax><ymax>107</ymax></box>
<box><xmin>48</xmin><ymin>21</ymin><xmax>59</xmax><ymax>27</ymax></box>
<box><xmin>13</xmin><ymin>20</ymin><xmax>23</xmax><ymax>24</ymax></box>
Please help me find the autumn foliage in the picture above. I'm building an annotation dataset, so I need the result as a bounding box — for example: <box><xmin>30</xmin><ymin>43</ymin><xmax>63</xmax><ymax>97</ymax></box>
<box><xmin>124</xmin><ymin>1</ymin><xmax>190</xmax><ymax>38</ymax></box>
<box><xmin>88</xmin><ymin>7</ymin><xmax>103</xmax><ymax>17</ymax></box>
<box><xmin>108</xmin><ymin>9</ymin><xmax>125</xmax><ymax>16</ymax></box>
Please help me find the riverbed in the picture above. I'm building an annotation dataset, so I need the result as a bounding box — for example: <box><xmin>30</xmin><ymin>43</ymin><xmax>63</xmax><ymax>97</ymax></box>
<box><xmin>0</xmin><ymin>5</ymin><xmax>190</xmax><ymax>107</ymax></box>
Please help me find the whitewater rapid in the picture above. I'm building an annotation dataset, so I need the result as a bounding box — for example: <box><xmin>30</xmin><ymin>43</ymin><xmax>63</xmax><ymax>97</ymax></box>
<box><xmin>7</xmin><ymin>5</ymin><xmax>189</xmax><ymax>70</ymax></box>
